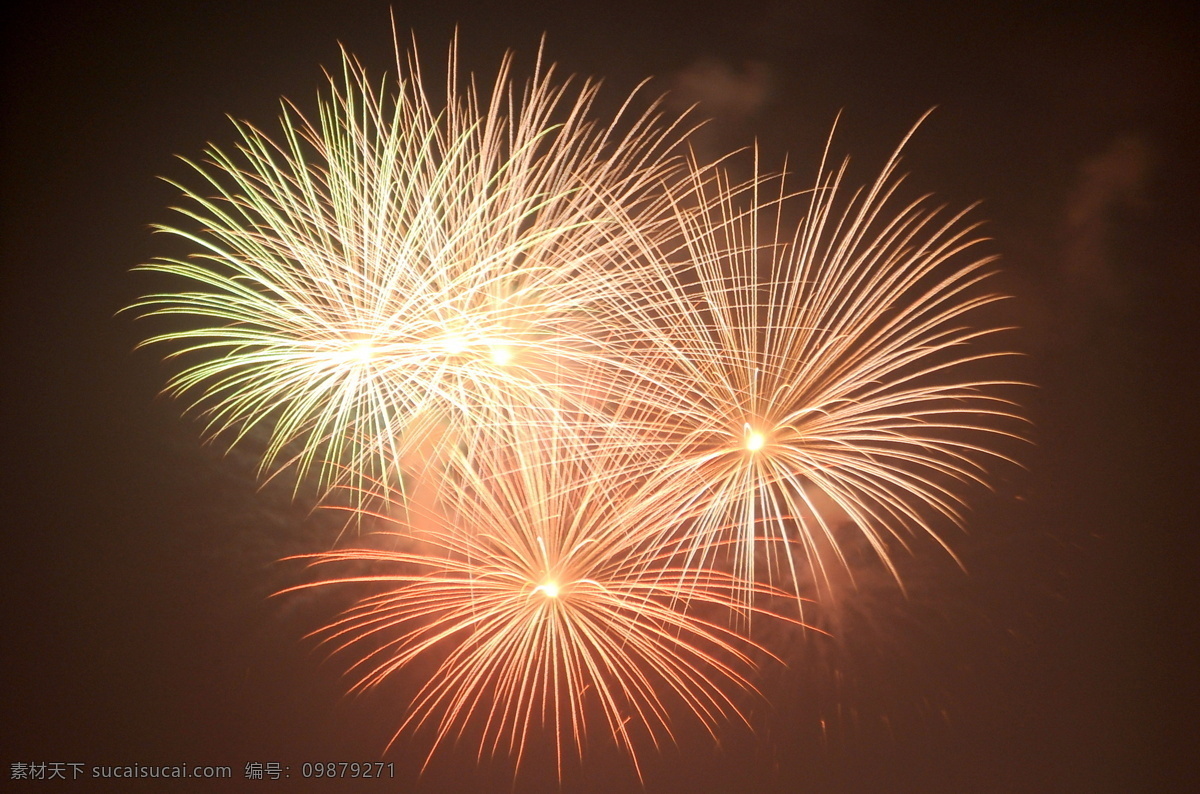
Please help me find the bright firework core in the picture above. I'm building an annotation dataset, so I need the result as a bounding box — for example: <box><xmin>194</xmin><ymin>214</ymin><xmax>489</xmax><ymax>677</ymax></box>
<box><xmin>534</xmin><ymin>581</ymin><xmax>560</xmax><ymax>598</ymax></box>
<box><xmin>432</xmin><ymin>335</ymin><xmax>513</xmax><ymax>365</ymax></box>
<box><xmin>442</xmin><ymin>336</ymin><xmax>468</xmax><ymax>355</ymax></box>
<box><xmin>490</xmin><ymin>344</ymin><xmax>513</xmax><ymax>366</ymax></box>
<box><xmin>746</xmin><ymin>430</ymin><xmax>765</xmax><ymax>452</ymax></box>
<box><xmin>325</xmin><ymin>339</ymin><xmax>375</xmax><ymax>364</ymax></box>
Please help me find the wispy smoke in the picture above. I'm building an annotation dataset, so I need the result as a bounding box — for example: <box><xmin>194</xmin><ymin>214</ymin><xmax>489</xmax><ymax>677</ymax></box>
<box><xmin>670</xmin><ymin>58</ymin><xmax>772</xmax><ymax>160</ymax></box>
<box><xmin>1060</xmin><ymin>135</ymin><xmax>1151</xmax><ymax>319</ymax></box>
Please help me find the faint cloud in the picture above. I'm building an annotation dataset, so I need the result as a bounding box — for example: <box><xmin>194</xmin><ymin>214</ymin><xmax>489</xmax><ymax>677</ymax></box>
<box><xmin>670</xmin><ymin>58</ymin><xmax>771</xmax><ymax>160</ymax></box>
<box><xmin>1061</xmin><ymin>136</ymin><xmax>1151</xmax><ymax>313</ymax></box>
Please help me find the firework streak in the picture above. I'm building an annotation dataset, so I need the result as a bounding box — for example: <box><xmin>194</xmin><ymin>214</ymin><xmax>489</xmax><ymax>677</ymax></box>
<box><xmin>131</xmin><ymin>38</ymin><xmax>1022</xmax><ymax>778</ymax></box>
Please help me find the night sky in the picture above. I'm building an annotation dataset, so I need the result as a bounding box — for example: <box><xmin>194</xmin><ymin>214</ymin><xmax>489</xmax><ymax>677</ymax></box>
<box><xmin>3</xmin><ymin>1</ymin><xmax>1196</xmax><ymax>791</ymax></box>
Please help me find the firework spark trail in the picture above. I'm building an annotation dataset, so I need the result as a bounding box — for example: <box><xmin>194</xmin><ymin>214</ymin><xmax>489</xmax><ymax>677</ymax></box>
<box><xmin>130</xmin><ymin>39</ymin><xmax>703</xmax><ymax>501</ymax></box>
<box><xmin>281</xmin><ymin>427</ymin><xmax>808</xmax><ymax>780</ymax></box>
<box><xmin>606</xmin><ymin>117</ymin><xmax>1026</xmax><ymax>602</ymax></box>
<box><xmin>129</xmin><ymin>28</ymin><xmax>1027</xmax><ymax>778</ymax></box>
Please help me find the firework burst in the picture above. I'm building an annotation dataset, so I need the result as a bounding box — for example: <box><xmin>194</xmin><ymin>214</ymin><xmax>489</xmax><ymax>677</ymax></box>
<box><xmin>129</xmin><ymin>26</ymin><xmax>1026</xmax><ymax>780</ymax></box>
<box><xmin>281</xmin><ymin>430</ymin><xmax>805</xmax><ymax>779</ymax></box>
<box><xmin>614</xmin><ymin>118</ymin><xmax>1026</xmax><ymax>601</ymax></box>
<box><xmin>130</xmin><ymin>39</ymin><xmax>697</xmax><ymax>499</ymax></box>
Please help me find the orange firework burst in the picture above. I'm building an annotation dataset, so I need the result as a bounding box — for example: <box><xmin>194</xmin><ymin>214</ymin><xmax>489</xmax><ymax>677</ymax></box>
<box><xmin>613</xmin><ymin>117</ymin><xmax>1026</xmax><ymax>600</ymax></box>
<box><xmin>129</xmin><ymin>24</ymin><xmax>1027</xmax><ymax>780</ymax></box>
<box><xmin>281</xmin><ymin>430</ymin><xmax>805</xmax><ymax>779</ymax></box>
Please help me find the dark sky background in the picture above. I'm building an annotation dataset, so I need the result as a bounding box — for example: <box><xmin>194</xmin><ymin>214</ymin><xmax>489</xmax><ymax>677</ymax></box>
<box><xmin>3</xmin><ymin>1</ymin><xmax>1196</xmax><ymax>791</ymax></box>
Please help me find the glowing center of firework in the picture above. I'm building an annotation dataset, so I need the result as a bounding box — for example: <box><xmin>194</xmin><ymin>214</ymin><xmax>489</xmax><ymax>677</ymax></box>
<box><xmin>442</xmin><ymin>336</ymin><xmax>469</xmax><ymax>355</ymax></box>
<box><xmin>490</xmin><ymin>344</ymin><xmax>513</xmax><ymax>366</ymax></box>
<box><xmin>327</xmin><ymin>339</ymin><xmax>375</xmax><ymax>364</ymax></box>
<box><xmin>534</xmin><ymin>581</ymin><xmax>560</xmax><ymax>598</ymax></box>
<box><xmin>746</xmin><ymin>430</ymin><xmax>765</xmax><ymax>452</ymax></box>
